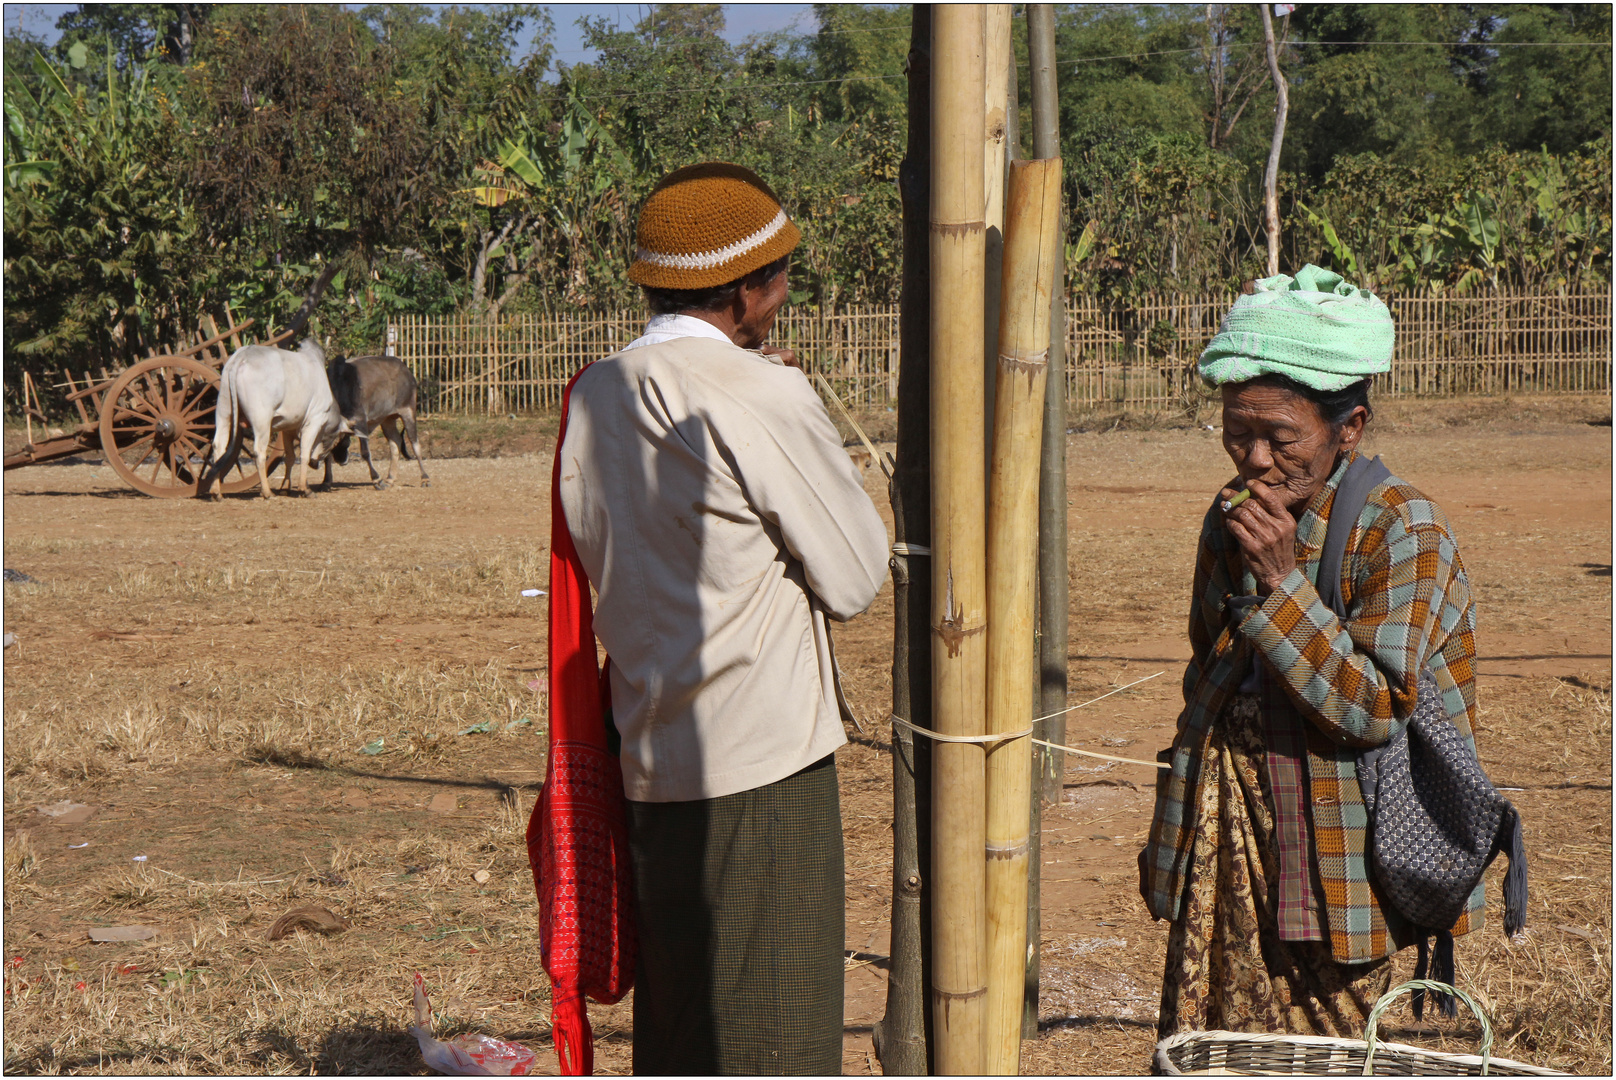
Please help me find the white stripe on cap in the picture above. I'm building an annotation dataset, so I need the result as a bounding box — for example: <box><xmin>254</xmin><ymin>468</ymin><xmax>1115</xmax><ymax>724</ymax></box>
<box><xmin>635</xmin><ymin>209</ymin><xmax>789</xmax><ymax>272</ymax></box>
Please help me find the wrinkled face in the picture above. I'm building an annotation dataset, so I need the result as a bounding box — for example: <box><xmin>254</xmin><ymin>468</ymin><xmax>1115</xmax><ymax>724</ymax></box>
<box><xmin>1220</xmin><ymin>380</ymin><xmax>1365</xmax><ymax>517</ymax></box>
<box><xmin>733</xmin><ymin>262</ymin><xmax>790</xmax><ymax>350</ymax></box>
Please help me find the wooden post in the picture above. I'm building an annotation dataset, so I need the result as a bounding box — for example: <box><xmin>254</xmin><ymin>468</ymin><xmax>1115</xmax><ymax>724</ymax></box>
<box><xmin>874</xmin><ymin>11</ymin><xmax>934</xmax><ymax>1074</ymax></box>
<box><xmin>1026</xmin><ymin>0</ymin><xmax>1066</xmax><ymax>1043</ymax></box>
<box><xmin>983</xmin><ymin>157</ymin><xmax>1062</xmax><ymax>1075</ymax></box>
<box><xmin>930</xmin><ymin>6</ymin><xmax>989</xmax><ymax>1074</ymax></box>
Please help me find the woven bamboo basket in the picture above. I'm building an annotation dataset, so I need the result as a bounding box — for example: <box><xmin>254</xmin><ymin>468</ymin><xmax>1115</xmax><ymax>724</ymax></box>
<box><xmin>1153</xmin><ymin>980</ymin><xmax>1568</xmax><ymax>1076</ymax></box>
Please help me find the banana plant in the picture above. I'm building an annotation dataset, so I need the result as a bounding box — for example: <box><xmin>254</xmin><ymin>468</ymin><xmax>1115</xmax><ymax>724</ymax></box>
<box><xmin>1295</xmin><ymin>201</ymin><xmax>1359</xmax><ymax>277</ymax></box>
<box><xmin>4</xmin><ymin>43</ymin><xmax>204</xmax><ymax>365</ymax></box>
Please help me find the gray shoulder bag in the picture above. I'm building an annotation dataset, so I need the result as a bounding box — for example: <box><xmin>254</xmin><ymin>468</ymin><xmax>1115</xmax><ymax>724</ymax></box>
<box><xmin>1319</xmin><ymin>454</ymin><xmax>1528</xmax><ymax>1019</ymax></box>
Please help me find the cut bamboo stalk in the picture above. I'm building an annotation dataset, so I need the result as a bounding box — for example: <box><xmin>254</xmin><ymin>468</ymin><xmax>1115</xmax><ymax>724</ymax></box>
<box><xmin>981</xmin><ymin>3</ymin><xmax>1011</xmax><ymax>469</ymax></box>
<box><xmin>983</xmin><ymin>156</ymin><xmax>1062</xmax><ymax>1075</ymax></box>
<box><xmin>930</xmin><ymin>6</ymin><xmax>989</xmax><ymax>1075</ymax></box>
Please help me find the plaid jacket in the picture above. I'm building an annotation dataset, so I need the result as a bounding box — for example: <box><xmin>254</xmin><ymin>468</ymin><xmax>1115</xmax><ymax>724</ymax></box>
<box><xmin>1141</xmin><ymin>451</ymin><xmax>1486</xmax><ymax>964</ymax></box>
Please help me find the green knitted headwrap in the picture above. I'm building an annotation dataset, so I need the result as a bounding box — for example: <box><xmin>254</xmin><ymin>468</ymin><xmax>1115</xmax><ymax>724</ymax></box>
<box><xmin>1198</xmin><ymin>264</ymin><xmax>1393</xmax><ymax>392</ymax></box>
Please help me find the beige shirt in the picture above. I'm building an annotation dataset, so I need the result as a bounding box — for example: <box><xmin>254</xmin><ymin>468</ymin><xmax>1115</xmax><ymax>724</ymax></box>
<box><xmin>558</xmin><ymin>327</ymin><xmax>889</xmax><ymax>802</ymax></box>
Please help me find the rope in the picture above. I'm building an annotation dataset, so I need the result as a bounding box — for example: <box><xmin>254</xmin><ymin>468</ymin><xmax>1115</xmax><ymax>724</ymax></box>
<box><xmin>812</xmin><ymin>370</ymin><xmax>892</xmax><ymax>479</ymax></box>
<box><xmin>888</xmin><ymin>671</ymin><xmax>1170</xmax><ymax>768</ymax></box>
<box><xmin>1031</xmin><ymin>671</ymin><xmax>1164</xmax><ymax>725</ymax></box>
<box><xmin>889</xmin><ymin>714</ymin><xmax>1031</xmax><ymax>745</ymax></box>
<box><xmin>1031</xmin><ymin>737</ymin><xmax>1168</xmax><ymax>771</ymax></box>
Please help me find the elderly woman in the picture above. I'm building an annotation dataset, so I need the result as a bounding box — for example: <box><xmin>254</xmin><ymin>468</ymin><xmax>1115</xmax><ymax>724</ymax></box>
<box><xmin>1140</xmin><ymin>266</ymin><xmax>1485</xmax><ymax>1036</ymax></box>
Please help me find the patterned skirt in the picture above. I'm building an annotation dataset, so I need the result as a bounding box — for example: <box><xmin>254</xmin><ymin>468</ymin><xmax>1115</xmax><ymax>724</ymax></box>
<box><xmin>1157</xmin><ymin>694</ymin><xmax>1391</xmax><ymax>1038</ymax></box>
<box><xmin>626</xmin><ymin>754</ymin><xmax>844</xmax><ymax>1075</ymax></box>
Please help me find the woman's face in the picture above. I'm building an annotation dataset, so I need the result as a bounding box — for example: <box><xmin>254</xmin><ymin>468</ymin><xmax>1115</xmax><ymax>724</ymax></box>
<box><xmin>1220</xmin><ymin>380</ymin><xmax>1366</xmax><ymax>517</ymax></box>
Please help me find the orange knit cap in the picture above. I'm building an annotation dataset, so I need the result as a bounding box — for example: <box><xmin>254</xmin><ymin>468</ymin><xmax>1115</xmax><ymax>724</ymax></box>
<box><xmin>629</xmin><ymin>162</ymin><xmax>802</xmax><ymax>290</ymax></box>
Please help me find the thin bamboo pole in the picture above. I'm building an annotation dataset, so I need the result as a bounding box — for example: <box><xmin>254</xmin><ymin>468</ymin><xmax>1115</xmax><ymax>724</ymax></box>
<box><xmin>983</xmin><ymin>157</ymin><xmax>1062</xmax><ymax>1075</ymax></box>
<box><xmin>874</xmin><ymin>12</ymin><xmax>934</xmax><ymax>1073</ymax></box>
<box><xmin>1026</xmin><ymin>0</ymin><xmax>1066</xmax><ymax>1043</ymax></box>
<box><xmin>930</xmin><ymin>6</ymin><xmax>989</xmax><ymax>1074</ymax></box>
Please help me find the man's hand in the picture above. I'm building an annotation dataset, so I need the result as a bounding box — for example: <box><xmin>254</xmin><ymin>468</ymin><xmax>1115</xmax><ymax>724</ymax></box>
<box><xmin>1221</xmin><ymin>478</ymin><xmax>1296</xmax><ymax>595</ymax></box>
<box><xmin>759</xmin><ymin>345</ymin><xmax>799</xmax><ymax>369</ymax></box>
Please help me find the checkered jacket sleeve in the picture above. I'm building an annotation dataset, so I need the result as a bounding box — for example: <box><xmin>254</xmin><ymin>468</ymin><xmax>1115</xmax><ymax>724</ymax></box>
<box><xmin>1233</xmin><ymin>482</ymin><xmax>1478</xmax><ymax>752</ymax></box>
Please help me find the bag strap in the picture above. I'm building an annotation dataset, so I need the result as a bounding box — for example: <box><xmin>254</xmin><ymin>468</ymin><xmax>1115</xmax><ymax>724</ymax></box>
<box><xmin>1317</xmin><ymin>453</ymin><xmax>1392</xmax><ymax>619</ymax></box>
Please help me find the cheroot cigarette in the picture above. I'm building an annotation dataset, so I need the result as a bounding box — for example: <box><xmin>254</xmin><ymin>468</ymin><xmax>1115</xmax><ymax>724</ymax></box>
<box><xmin>1222</xmin><ymin>487</ymin><xmax>1252</xmax><ymax>511</ymax></box>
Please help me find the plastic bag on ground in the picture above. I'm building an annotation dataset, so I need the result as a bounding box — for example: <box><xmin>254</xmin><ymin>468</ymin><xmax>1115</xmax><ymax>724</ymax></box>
<box><xmin>410</xmin><ymin>972</ymin><xmax>537</xmax><ymax>1076</ymax></box>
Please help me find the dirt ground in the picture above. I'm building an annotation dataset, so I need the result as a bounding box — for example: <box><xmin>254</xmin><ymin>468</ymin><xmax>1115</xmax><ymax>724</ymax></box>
<box><xmin>2</xmin><ymin>396</ymin><xmax>1611</xmax><ymax>1075</ymax></box>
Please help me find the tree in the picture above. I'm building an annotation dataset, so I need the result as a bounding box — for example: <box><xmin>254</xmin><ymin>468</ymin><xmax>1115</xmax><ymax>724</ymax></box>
<box><xmin>1259</xmin><ymin>3</ymin><xmax>1290</xmax><ymax>276</ymax></box>
<box><xmin>636</xmin><ymin>4</ymin><xmax>725</xmax><ymax>47</ymax></box>
<box><xmin>801</xmin><ymin>3</ymin><xmax>910</xmax><ymax>126</ymax></box>
<box><xmin>1199</xmin><ymin>4</ymin><xmax>1274</xmax><ymax>151</ymax></box>
<box><xmin>1286</xmin><ymin>5</ymin><xmax>1476</xmax><ymax>180</ymax></box>
<box><xmin>1471</xmin><ymin>4</ymin><xmax>1614</xmax><ymax>154</ymax></box>
<box><xmin>5</xmin><ymin>43</ymin><xmax>206</xmax><ymax>374</ymax></box>
<box><xmin>1055</xmin><ymin>5</ymin><xmax>1204</xmax><ymax>150</ymax></box>
<box><xmin>182</xmin><ymin>4</ymin><xmax>545</xmax><ymax>336</ymax></box>
<box><xmin>54</xmin><ymin>4</ymin><xmax>212</xmax><ymax>70</ymax></box>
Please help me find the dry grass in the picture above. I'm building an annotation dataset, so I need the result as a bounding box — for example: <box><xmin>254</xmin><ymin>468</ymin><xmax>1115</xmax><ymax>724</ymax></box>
<box><xmin>3</xmin><ymin>409</ymin><xmax>1609</xmax><ymax>1074</ymax></box>
<box><xmin>4</xmin><ymin>534</ymin><xmax>563</xmax><ymax>1072</ymax></box>
<box><xmin>0</xmin><ymin>675</ymin><xmax>555</xmax><ymax>1073</ymax></box>
<box><xmin>2</xmin><ymin>541</ymin><xmax>551</xmax><ymax>625</ymax></box>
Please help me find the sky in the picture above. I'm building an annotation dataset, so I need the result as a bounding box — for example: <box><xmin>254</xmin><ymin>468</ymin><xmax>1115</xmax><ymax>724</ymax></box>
<box><xmin>3</xmin><ymin>3</ymin><xmax>822</xmax><ymax>76</ymax></box>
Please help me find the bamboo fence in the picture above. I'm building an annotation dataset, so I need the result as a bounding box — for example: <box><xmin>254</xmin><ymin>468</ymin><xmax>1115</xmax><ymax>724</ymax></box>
<box><xmin>388</xmin><ymin>289</ymin><xmax>1611</xmax><ymax>416</ymax></box>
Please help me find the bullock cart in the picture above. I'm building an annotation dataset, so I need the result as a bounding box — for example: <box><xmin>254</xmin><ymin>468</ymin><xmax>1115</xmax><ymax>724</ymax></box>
<box><xmin>4</xmin><ymin>315</ymin><xmax>293</xmax><ymax>498</ymax></box>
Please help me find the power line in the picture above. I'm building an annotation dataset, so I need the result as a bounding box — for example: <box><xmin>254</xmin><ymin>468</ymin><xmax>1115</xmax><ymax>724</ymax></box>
<box><xmin>549</xmin><ymin>37</ymin><xmax>1612</xmax><ymax>103</ymax></box>
<box><xmin>6</xmin><ymin>34</ymin><xmax>1605</xmax><ymax>95</ymax></box>
<box><xmin>545</xmin><ymin>14</ymin><xmax>913</xmax><ymax>60</ymax></box>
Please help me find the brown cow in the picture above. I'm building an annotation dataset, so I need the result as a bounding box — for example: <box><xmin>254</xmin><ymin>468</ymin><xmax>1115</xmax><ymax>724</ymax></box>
<box><xmin>324</xmin><ymin>354</ymin><xmax>430</xmax><ymax>490</ymax></box>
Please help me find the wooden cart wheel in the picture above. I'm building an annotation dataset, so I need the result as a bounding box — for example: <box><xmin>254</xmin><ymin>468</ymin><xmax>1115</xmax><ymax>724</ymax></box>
<box><xmin>98</xmin><ymin>357</ymin><xmax>281</xmax><ymax>498</ymax></box>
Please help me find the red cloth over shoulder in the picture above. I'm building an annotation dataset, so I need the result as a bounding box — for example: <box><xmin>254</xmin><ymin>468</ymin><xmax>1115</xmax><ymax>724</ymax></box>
<box><xmin>526</xmin><ymin>366</ymin><xmax>636</xmax><ymax>1076</ymax></box>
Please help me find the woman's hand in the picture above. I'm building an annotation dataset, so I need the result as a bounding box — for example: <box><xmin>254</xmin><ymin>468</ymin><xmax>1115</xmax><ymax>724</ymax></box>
<box><xmin>1221</xmin><ymin>478</ymin><xmax>1296</xmax><ymax>595</ymax></box>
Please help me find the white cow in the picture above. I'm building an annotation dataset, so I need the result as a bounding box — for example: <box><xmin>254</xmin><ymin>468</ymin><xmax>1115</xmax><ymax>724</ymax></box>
<box><xmin>201</xmin><ymin>338</ymin><xmax>351</xmax><ymax>499</ymax></box>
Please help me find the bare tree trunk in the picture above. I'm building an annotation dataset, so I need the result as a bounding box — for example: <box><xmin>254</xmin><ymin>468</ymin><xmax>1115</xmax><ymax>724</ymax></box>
<box><xmin>472</xmin><ymin>216</ymin><xmax>525</xmax><ymax>309</ymax></box>
<box><xmin>1027</xmin><ymin>0</ymin><xmax>1066</xmax><ymax>1043</ymax></box>
<box><xmin>873</xmin><ymin>7</ymin><xmax>933</xmax><ymax>1074</ymax></box>
<box><xmin>1260</xmin><ymin>3</ymin><xmax>1289</xmax><ymax>278</ymax></box>
<box><xmin>280</xmin><ymin>262</ymin><xmax>339</xmax><ymax>340</ymax></box>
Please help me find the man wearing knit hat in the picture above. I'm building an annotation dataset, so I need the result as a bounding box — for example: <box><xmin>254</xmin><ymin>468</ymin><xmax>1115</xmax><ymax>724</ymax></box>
<box><xmin>556</xmin><ymin>163</ymin><xmax>889</xmax><ymax>1073</ymax></box>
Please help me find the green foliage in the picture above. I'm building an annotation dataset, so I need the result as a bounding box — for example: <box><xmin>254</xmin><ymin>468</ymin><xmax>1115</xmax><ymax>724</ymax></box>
<box><xmin>799</xmin><ymin>4</ymin><xmax>909</xmax><ymax>126</ymax></box>
<box><xmin>2</xmin><ymin>1</ymin><xmax>1611</xmax><ymax>414</ymax></box>
<box><xmin>4</xmin><ymin>42</ymin><xmax>205</xmax><ymax>378</ymax></box>
<box><xmin>1469</xmin><ymin>5</ymin><xmax>1614</xmax><ymax>156</ymax></box>
<box><xmin>1290</xmin><ymin>140</ymin><xmax>1612</xmax><ymax>294</ymax></box>
<box><xmin>52</xmin><ymin>3</ymin><xmax>204</xmax><ymax>71</ymax></box>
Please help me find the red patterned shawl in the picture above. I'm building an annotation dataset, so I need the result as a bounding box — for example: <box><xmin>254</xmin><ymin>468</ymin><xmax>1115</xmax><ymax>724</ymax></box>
<box><xmin>526</xmin><ymin>367</ymin><xmax>636</xmax><ymax>1075</ymax></box>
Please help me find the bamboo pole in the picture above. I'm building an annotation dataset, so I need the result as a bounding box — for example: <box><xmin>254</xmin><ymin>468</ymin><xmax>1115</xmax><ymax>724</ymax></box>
<box><xmin>874</xmin><ymin>11</ymin><xmax>934</xmax><ymax>1073</ymax></box>
<box><xmin>982</xmin><ymin>4</ymin><xmax>1012</xmax><ymax>468</ymax></box>
<box><xmin>1026</xmin><ymin>0</ymin><xmax>1066</xmax><ymax>1043</ymax></box>
<box><xmin>983</xmin><ymin>157</ymin><xmax>1062</xmax><ymax>1075</ymax></box>
<box><xmin>930</xmin><ymin>6</ymin><xmax>989</xmax><ymax>1074</ymax></box>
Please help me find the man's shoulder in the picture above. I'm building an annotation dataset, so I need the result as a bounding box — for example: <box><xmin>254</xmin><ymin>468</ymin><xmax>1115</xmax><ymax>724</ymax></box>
<box><xmin>580</xmin><ymin>337</ymin><xmax>807</xmax><ymax>406</ymax></box>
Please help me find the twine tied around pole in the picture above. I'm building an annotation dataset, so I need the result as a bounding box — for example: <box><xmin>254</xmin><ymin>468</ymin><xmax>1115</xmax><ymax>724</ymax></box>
<box><xmin>888</xmin><ymin>671</ymin><xmax>1170</xmax><ymax>768</ymax></box>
